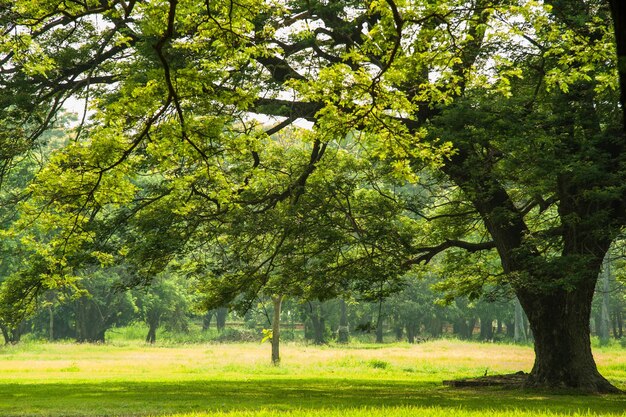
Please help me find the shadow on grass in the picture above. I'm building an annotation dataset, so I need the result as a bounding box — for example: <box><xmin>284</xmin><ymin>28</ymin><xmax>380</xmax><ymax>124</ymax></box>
<box><xmin>1</xmin><ymin>378</ymin><xmax>625</xmax><ymax>416</ymax></box>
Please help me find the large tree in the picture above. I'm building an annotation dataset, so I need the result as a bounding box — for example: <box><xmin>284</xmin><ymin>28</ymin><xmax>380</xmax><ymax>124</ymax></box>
<box><xmin>2</xmin><ymin>0</ymin><xmax>625</xmax><ymax>392</ymax></box>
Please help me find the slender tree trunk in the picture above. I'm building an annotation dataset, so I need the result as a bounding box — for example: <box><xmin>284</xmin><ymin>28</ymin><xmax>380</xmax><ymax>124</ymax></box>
<box><xmin>599</xmin><ymin>254</ymin><xmax>611</xmax><ymax>345</ymax></box>
<box><xmin>375</xmin><ymin>299</ymin><xmax>384</xmax><ymax>343</ymax></box>
<box><xmin>514</xmin><ymin>297</ymin><xmax>527</xmax><ymax>343</ymax></box>
<box><xmin>146</xmin><ymin>318</ymin><xmax>158</xmax><ymax>344</ymax></box>
<box><xmin>0</xmin><ymin>324</ymin><xmax>10</xmax><ymax>345</ymax></box>
<box><xmin>337</xmin><ymin>299</ymin><xmax>349</xmax><ymax>343</ymax></box>
<box><xmin>271</xmin><ymin>295</ymin><xmax>283</xmax><ymax>365</ymax></box>
<box><xmin>48</xmin><ymin>305</ymin><xmax>54</xmax><ymax>342</ymax></box>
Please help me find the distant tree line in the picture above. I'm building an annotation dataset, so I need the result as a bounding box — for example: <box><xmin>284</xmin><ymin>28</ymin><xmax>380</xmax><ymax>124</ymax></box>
<box><xmin>2</xmin><ymin>265</ymin><xmax>624</xmax><ymax>348</ymax></box>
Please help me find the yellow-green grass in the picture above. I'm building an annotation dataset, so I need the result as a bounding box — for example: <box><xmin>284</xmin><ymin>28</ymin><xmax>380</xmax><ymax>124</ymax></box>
<box><xmin>0</xmin><ymin>340</ymin><xmax>625</xmax><ymax>417</ymax></box>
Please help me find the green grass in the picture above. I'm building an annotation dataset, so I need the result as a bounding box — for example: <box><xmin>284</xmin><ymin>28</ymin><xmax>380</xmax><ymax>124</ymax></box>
<box><xmin>0</xmin><ymin>340</ymin><xmax>625</xmax><ymax>417</ymax></box>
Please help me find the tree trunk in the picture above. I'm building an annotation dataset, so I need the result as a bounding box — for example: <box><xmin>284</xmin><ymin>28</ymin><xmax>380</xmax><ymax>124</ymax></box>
<box><xmin>406</xmin><ymin>324</ymin><xmax>415</xmax><ymax>344</ymax></box>
<box><xmin>202</xmin><ymin>311</ymin><xmax>213</xmax><ymax>331</ymax></box>
<box><xmin>467</xmin><ymin>318</ymin><xmax>476</xmax><ymax>339</ymax></box>
<box><xmin>74</xmin><ymin>297</ymin><xmax>107</xmax><ymax>343</ymax></box>
<box><xmin>216</xmin><ymin>307</ymin><xmax>228</xmax><ymax>332</ymax></box>
<box><xmin>48</xmin><ymin>305</ymin><xmax>54</xmax><ymax>342</ymax></box>
<box><xmin>0</xmin><ymin>323</ymin><xmax>19</xmax><ymax>345</ymax></box>
<box><xmin>307</xmin><ymin>301</ymin><xmax>326</xmax><ymax>344</ymax></box>
<box><xmin>406</xmin><ymin>322</ymin><xmax>419</xmax><ymax>344</ymax></box>
<box><xmin>375</xmin><ymin>299</ymin><xmax>384</xmax><ymax>343</ymax></box>
<box><xmin>479</xmin><ymin>316</ymin><xmax>493</xmax><ymax>341</ymax></box>
<box><xmin>425</xmin><ymin>317</ymin><xmax>442</xmax><ymax>337</ymax></box>
<box><xmin>146</xmin><ymin>317</ymin><xmax>158</xmax><ymax>344</ymax></box>
<box><xmin>271</xmin><ymin>295</ymin><xmax>283</xmax><ymax>365</ymax></box>
<box><xmin>599</xmin><ymin>254</ymin><xmax>611</xmax><ymax>345</ymax></box>
<box><xmin>514</xmin><ymin>298</ymin><xmax>527</xmax><ymax>343</ymax></box>
<box><xmin>519</xmin><ymin>286</ymin><xmax>620</xmax><ymax>393</ymax></box>
<box><xmin>337</xmin><ymin>299</ymin><xmax>349</xmax><ymax>344</ymax></box>
<box><xmin>146</xmin><ymin>325</ymin><xmax>156</xmax><ymax>344</ymax></box>
<box><xmin>394</xmin><ymin>323</ymin><xmax>404</xmax><ymax>341</ymax></box>
<box><xmin>615</xmin><ymin>310</ymin><xmax>624</xmax><ymax>339</ymax></box>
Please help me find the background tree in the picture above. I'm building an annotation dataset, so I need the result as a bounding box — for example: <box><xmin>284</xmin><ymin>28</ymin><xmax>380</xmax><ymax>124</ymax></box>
<box><xmin>134</xmin><ymin>273</ymin><xmax>191</xmax><ymax>344</ymax></box>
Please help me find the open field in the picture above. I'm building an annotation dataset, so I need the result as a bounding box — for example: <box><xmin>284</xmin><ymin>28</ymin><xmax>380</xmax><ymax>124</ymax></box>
<box><xmin>0</xmin><ymin>340</ymin><xmax>625</xmax><ymax>417</ymax></box>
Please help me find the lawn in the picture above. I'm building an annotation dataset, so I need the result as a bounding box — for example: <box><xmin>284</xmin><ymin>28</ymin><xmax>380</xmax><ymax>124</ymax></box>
<box><xmin>0</xmin><ymin>340</ymin><xmax>625</xmax><ymax>417</ymax></box>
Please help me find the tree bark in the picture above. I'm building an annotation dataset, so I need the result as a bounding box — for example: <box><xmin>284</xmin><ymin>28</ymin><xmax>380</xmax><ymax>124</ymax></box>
<box><xmin>519</xmin><ymin>285</ymin><xmax>620</xmax><ymax>393</ymax></box>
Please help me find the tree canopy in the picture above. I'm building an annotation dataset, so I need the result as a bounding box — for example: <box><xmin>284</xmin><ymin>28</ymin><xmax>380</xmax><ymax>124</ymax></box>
<box><xmin>1</xmin><ymin>0</ymin><xmax>625</xmax><ymax>392</ymax></box>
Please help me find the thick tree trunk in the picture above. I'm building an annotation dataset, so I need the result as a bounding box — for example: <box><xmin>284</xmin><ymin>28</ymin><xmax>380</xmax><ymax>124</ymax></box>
<box><xmin>271</xmin><ymin>295</ymin><xmax>282</xmax><ymax>365</ymax></box>
<box><xmin>519</xmin><ymin>287</ymin><xmax>620</xmax><ymax>393</ymax></box>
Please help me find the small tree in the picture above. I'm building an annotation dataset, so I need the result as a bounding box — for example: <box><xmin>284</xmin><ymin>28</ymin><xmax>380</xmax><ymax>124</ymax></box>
<box><xmin>134</xmin><ymin>274</ymin><xmax>190</xmax><ymax>344</ymax></box>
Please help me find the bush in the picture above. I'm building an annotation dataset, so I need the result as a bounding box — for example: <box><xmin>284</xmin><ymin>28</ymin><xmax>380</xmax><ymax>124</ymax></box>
<box><xmin>367</xmin><ymin>359</ymin><xmax>389</xmax><ymax>369</ymax></box>
<box><xmin>214</xmin><ymin>328</ymin><xmax>259</xmax><ymax>343</ymax></box>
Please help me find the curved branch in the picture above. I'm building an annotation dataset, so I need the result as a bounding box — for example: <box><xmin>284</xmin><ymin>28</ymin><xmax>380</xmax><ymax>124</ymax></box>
<box><xmin>406</xmin><ymin>239</ymin><xmax>497</xmax><ymax>266</ymax></box>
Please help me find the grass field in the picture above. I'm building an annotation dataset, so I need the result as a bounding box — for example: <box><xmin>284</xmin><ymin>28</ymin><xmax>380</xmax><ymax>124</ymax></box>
<box><xmin>0</xmin><ymin>340</ymin><xmax>625</xmax><ymax>417</ymax></box>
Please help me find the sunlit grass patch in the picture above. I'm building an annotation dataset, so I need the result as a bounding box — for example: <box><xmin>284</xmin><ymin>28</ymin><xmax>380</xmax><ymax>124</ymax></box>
<box><xmin>165</xmin><ymin>407</ymin><xmax>626</xmax><ymax>417</ymax></box>
<box><xmin>0</xmin><ymin>340</ymin><xmax>624</xmax><ymax>416</ymax></box>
